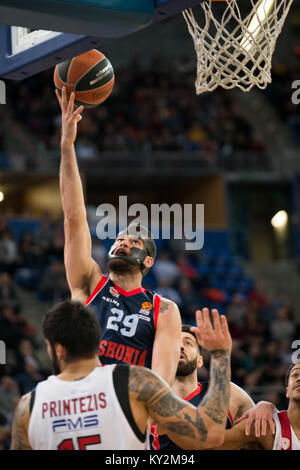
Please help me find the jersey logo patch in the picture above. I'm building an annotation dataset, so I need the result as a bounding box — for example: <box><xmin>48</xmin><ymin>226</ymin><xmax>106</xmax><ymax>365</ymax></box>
<box><xmin>141</xmin><ymin>302</ymin><xmax>152</xmax><ymax>311</ymax></box>
<box><xmin>109</xmin><ymin>287</ymin><xmax>120</xmax><ymax>298</ymax></box>
<box><xmin>139</xmin><ymin>308</ymin><xmax>151</xmax><ymax>316</ymax></box>
<box><xmin>280</xmin><ymin>437</ymin><xmax>290</xmax><ymax>450</ymax></box>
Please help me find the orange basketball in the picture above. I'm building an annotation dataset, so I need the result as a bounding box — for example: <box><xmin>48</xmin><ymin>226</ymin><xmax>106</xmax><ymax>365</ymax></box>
<box><xmin>54</xmin><ymin>49</ymin><xmax>115</xmax><ymax>108</ymax></box>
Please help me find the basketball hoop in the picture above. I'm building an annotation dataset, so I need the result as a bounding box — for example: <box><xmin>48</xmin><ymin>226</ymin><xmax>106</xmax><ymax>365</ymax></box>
<box><xmin>182</xmin><ymin>0</ymin><xmax>294</xmax><ymax>94</ymax></box>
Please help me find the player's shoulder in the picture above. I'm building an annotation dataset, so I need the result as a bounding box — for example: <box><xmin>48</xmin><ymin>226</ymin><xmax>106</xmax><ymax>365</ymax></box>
<box><xmin>127</xmin><ymin>364</ymin><xmax>168</xmax><ymax>392</ymax></box>
<box><xmin>158</xmin><ymin>296</ymin><xmax>179</xmax><ymax>312</ymax></box>
<box><xmin>14</xmin><ymin>392</ymin><xmax>32</xmax><ymax>420</ymax></box>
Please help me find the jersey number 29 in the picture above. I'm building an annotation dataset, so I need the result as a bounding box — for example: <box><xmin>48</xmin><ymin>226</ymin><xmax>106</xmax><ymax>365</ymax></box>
<box><xmin>106</xmin><ymin>308</ymin><xmax>139</xmax><ymax>338</ymax></box>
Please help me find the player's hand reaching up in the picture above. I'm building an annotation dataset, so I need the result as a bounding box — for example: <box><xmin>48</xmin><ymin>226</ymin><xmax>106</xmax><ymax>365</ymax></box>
<box><xmin>191</xmin><ymin>308</ymin><xmax>232</xmax><ymax>354</ymax></box>
<box><xmin>55</xmin><ymin>86</ymin><xmax>84</xmax><ymax>147</ymax></box>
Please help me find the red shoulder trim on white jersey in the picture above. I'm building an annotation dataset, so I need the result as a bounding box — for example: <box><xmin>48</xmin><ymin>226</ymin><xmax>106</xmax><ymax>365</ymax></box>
<box><xmin>277</xmin><ymin>411</ymin><xmax>292</xmax><ymax>450</ymax></box>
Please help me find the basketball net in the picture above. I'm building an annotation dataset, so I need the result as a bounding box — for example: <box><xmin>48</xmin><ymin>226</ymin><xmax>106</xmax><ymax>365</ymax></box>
<box><xmin>182</xmin><ymin>0</ymin><xmax>294</xmax><ymax>94</ymax></box>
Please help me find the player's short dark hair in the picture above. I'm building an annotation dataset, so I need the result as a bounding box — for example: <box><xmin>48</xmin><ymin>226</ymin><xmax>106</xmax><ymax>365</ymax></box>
<box><xmin>285</xmin><ymin>362</ymin><xmax>300</xmax><ymax>386</ymax></box>
<box><xmin>182</xmin><ymin>325</ymin><xmax>202</xmax><ymax>355</ymax></box>
<box><xmin>42</xmin><ymin>300</ymin><xmax>100</xmax><ymax>362</ymax></box>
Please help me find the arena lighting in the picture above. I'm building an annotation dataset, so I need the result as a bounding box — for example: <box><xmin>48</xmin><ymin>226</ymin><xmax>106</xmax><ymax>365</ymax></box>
<box><xmin>271</xmin><ymin>210</ymin><xmax>288</xmax><ymax>229</ymax></box>
<box><xmin>0</xmin><ymin>191</ymin><xmax>4</xmax><ymax>202</ymax></box>
<box><xmin>240</xmin><ymin>0</ymin><xmax>276</xmax><ymax>52</ymax></box>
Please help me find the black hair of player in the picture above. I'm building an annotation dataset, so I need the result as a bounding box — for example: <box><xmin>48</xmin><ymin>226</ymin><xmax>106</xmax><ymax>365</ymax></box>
<box><xmin>285</xmin><ymin>362</ymin><xmax>300</xmax><ymax>387</ymax></box>
<box><xmin>182</xmin><ymin>325</ymin><xmax>202</xmax><ymax>355</ymax></box>
<box><xmin>42</xmin><ymin>300</ymin><xmax>101</xmax><ymax>362</ymax></box>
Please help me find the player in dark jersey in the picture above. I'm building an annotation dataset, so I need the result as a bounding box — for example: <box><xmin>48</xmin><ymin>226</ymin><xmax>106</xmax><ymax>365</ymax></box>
<box><xmin>56</xmin><ymin>87</ymin><xmax>181</xmax><ymax>386</ymax></box>
<box><xmin>150</xmin><ymin>323</ymin><xmax>275</xmax><ymax>451</ymax></box>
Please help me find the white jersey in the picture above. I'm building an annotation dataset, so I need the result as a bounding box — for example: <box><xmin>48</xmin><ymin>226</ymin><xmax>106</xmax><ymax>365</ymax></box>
<box><xmin>28</xmin><ymin>364</ymin><xmax>145</xmax><ymax>450</ymax></box>
<box><xmin>273</xmin><ymin>411</ymin><xmax>300</xmax><ymax>450</ymax></box>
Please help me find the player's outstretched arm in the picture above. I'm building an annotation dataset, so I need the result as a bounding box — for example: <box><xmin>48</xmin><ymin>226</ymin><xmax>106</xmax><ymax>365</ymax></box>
<box><xmin>130</xmin><ymin>309</ymin><xmax>232</xmax><ymax>449</ymax></box>
<box><xmin>10</xmin><ymin>394</ymin><xmax>32</xmax><ymax>450</ymax></box>
<box><xmin>151</xmin><ymin>299</ymin><xmax>182</xmax><ymax>387</ymax></box>
<box><xmin>213</xmin><ymin>416</ymin><xmax>274</xmax><ymax>450</ymax></box>
<box><xmin>56</xmin><ymin>87</ymin><xmax>101</xmax><ymax>302</ymax></box>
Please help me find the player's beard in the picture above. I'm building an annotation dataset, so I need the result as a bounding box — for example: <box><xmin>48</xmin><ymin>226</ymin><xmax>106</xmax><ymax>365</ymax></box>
<box><xmin>108</xmin><ymin>257</ymin><xmax>141</xmax><ymax>276</ymax></box>
<box><xmin>176</xmin><ymin>357</ymin><xmax>198</xmax><ymax>377</ymax></box>
<box><xmin>50</xmin><ymin>344</ymin><xmax>61</xmax><ymax>375</ymax></box>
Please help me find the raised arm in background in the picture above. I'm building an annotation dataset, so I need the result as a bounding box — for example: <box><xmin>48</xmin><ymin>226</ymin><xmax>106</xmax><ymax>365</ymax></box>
<box><xmin>129</xmin><ymin>308</ymin><xmax>232</xmax><ymax>449</ymax></box>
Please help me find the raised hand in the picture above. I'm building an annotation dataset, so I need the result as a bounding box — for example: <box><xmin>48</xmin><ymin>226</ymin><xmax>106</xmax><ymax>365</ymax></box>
<box><xmin>191</xmin><ymin>308</ymin><xmax>232</xmax><ymax>354</ymax></box>
<box><xmin>234</xmin><ymin>401</ymin><xmax>276</xmax><ymax>437</ymax></box>
<box><xmin>55</xmin><ymin>86</ymin><xmax>84</xmax><ymax>147</ymax></box>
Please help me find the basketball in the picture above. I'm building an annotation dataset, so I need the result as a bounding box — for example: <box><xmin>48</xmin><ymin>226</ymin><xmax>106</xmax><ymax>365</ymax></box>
<box><xmin>54</xmin><ymin>49</ymin><xmax>115</xmax><ymax>108</ymax></box>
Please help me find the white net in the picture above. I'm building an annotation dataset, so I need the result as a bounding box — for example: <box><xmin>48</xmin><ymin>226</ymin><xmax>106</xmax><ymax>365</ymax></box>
<box><xmin>182</xmin><ymin>0</ymin><xmax>294</xmax><ymax>94</ymax></box>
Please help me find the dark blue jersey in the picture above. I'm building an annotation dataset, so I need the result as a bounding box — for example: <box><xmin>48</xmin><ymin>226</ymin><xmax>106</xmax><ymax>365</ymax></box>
<box><xmin>85</xmin><ymin>275</ymin><xmax>160</xmax><ymax>368</ymax></box>
<box><xmin>150</xmin><ymin>382</ymin><xmax>233</xmax><ymax>451</ymax></box>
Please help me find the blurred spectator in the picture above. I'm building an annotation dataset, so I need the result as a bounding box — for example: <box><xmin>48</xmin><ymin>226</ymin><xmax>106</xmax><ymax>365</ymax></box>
<box><xmin>269</xmin><ymin>305</ymin><xmax>296</xmax><ymax>343</ymax></box>
<box><xmin>175</xmin><ymin>253</ymin><xmax>198</xmax><ymax>280</ymax></box>
<box><xmin>0</xmin><ymin>229</ymin><xmax>18</xmax><ymax>274</ymax></box>
<box><xmin>152</xmin><ymin>251</ymin><xmax>181</xmax><ymax>284</ymax></box>
<box><xmin>75</xmin><ymin>136</ymin><xmax>98</xmax><ymax>163</ymax></box>
<box><xmin>230</xmin><ymin>339</ymin><xmax>246</xmax><ymax>386</ymax></box>
<box><xmin>38</xmin><ymin>259</ymin><xmax>69</xmax><ymax>301</ymax></box>
<box><xmin>155</xmin><ymin>279</ymin><xmax>182</xmax><ymax>306</ymax></box>
<box><xmin>14</xmin><ymin>362</ymin><xmax>45</xmax><ymax>395</ymax></box>
<box><xmin>262</xmin><ymin>342</ymin><xmax>287</xmax><ymax>385</ymax></box>
<box><xmin>0</xmin><ymin>376</ymin><xmax>20</xmax><ymax>422</ymax></box>
<box><xmin>0</xmin><ymin>272</ymin><xmax>21</xmax><ymax>312</ymax></box>
<box><xmin>15</xmin><ymin>339</ymin><xmax>43</xmax><ymax>376</ymax></box>
<box><xmin>52</xmin><ymin>221</ymin><xmax>64</xmax><ymax>258</ymax></box>
<box><xmin>243</xmin><ymin>310</ymin><xmax>266</xmax><ymax>345</ymax></box>
<box><xmin>177</xmin><ymin>278</ymin><xmax>200</xmax><ymax>323</ymax></box>
<box><xmin>226</xmin><ymin>312</ymin><xmax>247</xmax><ymax>342</ymax></box>
<box><xmin>18</xmin><ymin>232</ymin><xmax>41</xmax><ymax>268</ymax></box>
<box><xmin>242</xmin><ymin>342</ymin><xmax>265</xmax><ymax>387</ymax></box>
<box><xmin>226</xmin><ymin>293</ymin><xmax>247</xmax><ymax>326</ymax></box>
<box><xmin>34</xmin><ymin>213</ymin><xmax>54</xmax><ymax>261</ymax></box>
<box><xmin>0</xmin><ymin>306</ymin><xmax>23</xmax><ymax>350</ymax></box>
<box><xmin>278</xmin><ymin>339</ymin><xmax>294</xmax><ymax>366</ymax></box>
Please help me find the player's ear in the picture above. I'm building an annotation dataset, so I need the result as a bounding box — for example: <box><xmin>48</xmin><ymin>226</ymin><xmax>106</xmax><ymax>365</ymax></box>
<box><xmin>144</xmin><ymin>256</ymin><xmax>154</xmax><ymax>270</ymax></box>
<box><xmin>55</xmin><ymin>343</ymin><xmax>65</xmax><ymax>360</ymax></box>
<box><xmin>197</xmin><ymin>354</ymin><xmax>203</xmax><ymax>368</ymax></box>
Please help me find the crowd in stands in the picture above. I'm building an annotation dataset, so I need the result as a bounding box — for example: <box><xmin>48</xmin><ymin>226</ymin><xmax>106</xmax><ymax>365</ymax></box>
<box><xmin>2</xmin><ymin>55</ymin><xmax>269</xmax><ymax>171</ymax></box>
<box><xmin>0</xmin><ymin>212</ymin><xmax>299</xmax><ymax>448</ymax></box>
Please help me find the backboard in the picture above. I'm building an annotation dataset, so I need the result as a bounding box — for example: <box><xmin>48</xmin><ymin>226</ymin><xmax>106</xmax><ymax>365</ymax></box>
<box><xmin>0</xmin><ymin>0</ymin><xmax>202</xmax><ymax>80</ymax></box>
